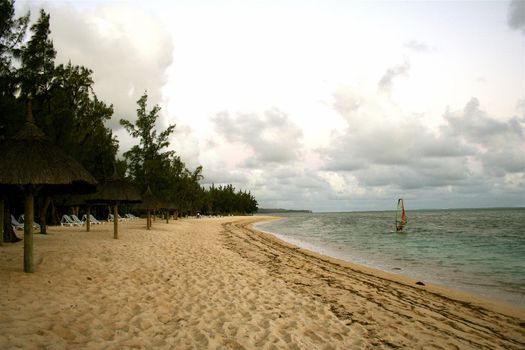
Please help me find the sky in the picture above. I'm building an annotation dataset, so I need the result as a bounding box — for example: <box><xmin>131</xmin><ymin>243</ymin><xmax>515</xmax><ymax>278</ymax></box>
<box><xmin>15</xmin><ymin>0</ymin><xmax>525</xmax><ymax>211</ymax></box>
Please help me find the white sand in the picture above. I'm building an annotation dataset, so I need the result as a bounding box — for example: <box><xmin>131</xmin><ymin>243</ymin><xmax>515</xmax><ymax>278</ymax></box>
<box><xmin>0</xmin><ymin>216</ymin><xmax>523</xmax><ymax>349</ymax></box>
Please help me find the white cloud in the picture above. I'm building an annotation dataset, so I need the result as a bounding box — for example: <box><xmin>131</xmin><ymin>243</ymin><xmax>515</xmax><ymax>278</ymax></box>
<box><xmin>211</xmin><ymin>109</ymin><xmax>303</xmax><ymax>167</ymax></box>
<box><xmin>378</xmin><ymin>59</ymin><xmax>410</xmax><ymax>95</ymax></box>
<box><xmin>508</xmin><ymin>0</ymin><xmax>525</xmax><ymax>34</ymax></box>
<box><xmin>403</xmin><ymin>40</ymin><xmax>431</xmax><ymax>52</ymax></box>
<box><xmin>320</xmin><ymin>90</ymin><xmax>525</xmax><ymax>207</ymax></box>
<box><xmin>443</xmin><ymin>97</ymin><xmax>525</xmax><ymax>175</ymax></box>
<box><xmin>18</xmin><ymin>2</ymin><xmax>174</xmax><ymax>129</ymax></box>
<box><xmin>13</xmin><ymin>0</ymin><xmax>524</xmax><ymax>211</ymax></box>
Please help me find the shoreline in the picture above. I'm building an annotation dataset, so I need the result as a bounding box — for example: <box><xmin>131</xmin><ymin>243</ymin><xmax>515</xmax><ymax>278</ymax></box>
<box><xmin>0</xmin><ymin>216</ymin><xmax>523</xmax><ymax>349</ymax></box>
<box><xmin>252</xmin><ymin>214</ymin><xmax>525</xmax><ymax>314</ymax></box>
<box><xmin>222</xmin><ymin>216</ymin><xmax>525</xmax><ymax>348</ymax></box>
<box><xmin>247</xmin><ymin>216</ymin><xmax>525</xmax><ymax>320</ymax></box>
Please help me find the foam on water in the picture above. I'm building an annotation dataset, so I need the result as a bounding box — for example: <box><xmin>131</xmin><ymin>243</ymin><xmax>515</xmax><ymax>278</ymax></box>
<box><xmin>254</xmin><ymin>208</ymin><xmax>525</xmax><ymax>307</ymax></box>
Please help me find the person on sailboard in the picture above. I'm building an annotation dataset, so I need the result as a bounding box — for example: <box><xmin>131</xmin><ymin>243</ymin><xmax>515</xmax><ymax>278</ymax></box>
<box><xmin>396</xmin><ymin>198</ymin><xmax>407</xmax><ymax>232</ymax></box>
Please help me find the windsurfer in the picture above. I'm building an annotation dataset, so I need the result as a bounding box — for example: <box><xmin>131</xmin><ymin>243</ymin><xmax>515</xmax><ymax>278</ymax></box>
<box><xmin>395</xmin><ymin>198</ymin><xmax>407</xmax><ymax>232</ymax></box>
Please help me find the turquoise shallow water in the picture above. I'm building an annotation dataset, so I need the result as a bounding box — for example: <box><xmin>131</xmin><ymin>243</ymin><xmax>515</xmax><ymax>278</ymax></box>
<box><xmin>254</xmin><ymin>208</ymin><xmax>525</xmax><ymax>308</ymax></box>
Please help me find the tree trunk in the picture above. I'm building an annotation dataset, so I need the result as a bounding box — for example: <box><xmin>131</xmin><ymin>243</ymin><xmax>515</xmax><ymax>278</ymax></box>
<box><xmin>0</xmin><ymin>198</ymin><xmax>4</xmax><ymax>246</ymax></box>
<box><xmin>39</xmin><ymin>196</ymin><xmax>51</xmax><ymax>235</ymax></box>
<box><xmin>24</xmin><ymin>189</ymin><xmax>34</xmax><ymax>273</ymax></box>
<box><xmin>3</xmin><ymin>204</ymin><xmax>20</xmax><ymax>243</ymax></box>
<box><xmin>50</xmin><ymin>199</ymin><xmax>59</xmax><ymax>225</ymax></box>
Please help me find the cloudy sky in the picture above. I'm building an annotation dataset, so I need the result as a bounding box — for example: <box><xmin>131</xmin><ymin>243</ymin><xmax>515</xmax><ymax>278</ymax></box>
<box><xmin>15</xmin><ymin>0</ymin><xmax>525</xmax><ymax>211</ymax></box>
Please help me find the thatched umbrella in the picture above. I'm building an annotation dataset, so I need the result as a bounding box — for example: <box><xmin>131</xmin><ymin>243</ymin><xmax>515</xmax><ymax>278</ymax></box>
<box><xmin>135</xmin><ymin>186</ymin><xmax>161</xmax><ymax>230</ymax></box>
<box><xmin>86</xmin><ymin>173</ymin><xmax>141</xmax><ymax>239</ymax></box>
<box><xmin>64</xmin><ymin>194</ymin><xmax>103</xmax><ymax>232</ymax></box>
<box><xmin>161</xmin><ymin>200</ymin><xmax>178</xmax><ymax>223</ymax></box>
<box><xmin>0</xmin><ymin>100</ymin><xmax>97</xmax><ymax>272</ymax></box>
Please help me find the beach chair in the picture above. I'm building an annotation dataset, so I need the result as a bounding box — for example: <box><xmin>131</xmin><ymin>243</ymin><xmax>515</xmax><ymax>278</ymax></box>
<box><xmin>16</xmin><ymin>214</ymin><xmax>40</xmax><ymax>230</ymax></box>
<box><xmin>125</xmin><ymin>213</ymin><xmax>139</xmax><ymax>220</ymax></box>
<box><xmin>108</xmin><ymin>214</ymin><xmax>123</xmax><ymax>222</ymax></box>
<box><xmin>70</xmin><ymin>214</ymin><xmax>85</xmax><ymax>226</ymax></box>
<box><xmin>61</xmin><ymin>215</ymin><xmax>82</xmax><ymax>227</ymax></box>
<box><xmin>92</xmin><ymin>214</ymin><xmax>105</xmax><ymax>224</ymax></box>
<box><xmin>82</xmin><ymin>214</ymin><xmax>103</xmax><ymax>225</ymax></box>
<box><xmin>107</xmin><ymin>214</ymin><xmax>126</xmax><ymax>222</ymax></box>
<box><xmin>11</xmin><ymin>215</ymin><xmax>24</xmax><ymax>230</ymax></box>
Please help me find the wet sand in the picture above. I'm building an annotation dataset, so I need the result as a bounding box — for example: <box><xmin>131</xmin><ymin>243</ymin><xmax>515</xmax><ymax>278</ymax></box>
<box><xmin>0</xmin><ymin>216</ymin><xmax>523</xmax><ymax>349</ymax></box>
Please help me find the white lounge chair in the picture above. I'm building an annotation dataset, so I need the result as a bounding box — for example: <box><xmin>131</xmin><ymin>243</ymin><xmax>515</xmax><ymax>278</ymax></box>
<box><xmin>82</xmin><ymin>214</ymin><xmax>103</xmax><ymax>225</ymax></box>
<box><xmin>108</xmin><ymin>214</ymin><xmax>126</xmax><ymax>222</ymax></box>
<box><xmin>70</xmin><ymin>214</ymin><xmax>85</xmax><ymax>226</ymax></box>
<box><xmin>61</xmin><ymin>215</ymin><xmax>82</xmax><ymax>227</ymax></box>
<box><xmin>11</xmin><ymin>215</ymin><xmax>24</xmax><ymax>230</ymax></box>
<box><xmin>15</xmin><ymin>214</ymin><xmax>40</xmax><ymax>230</ymax></box>
<box><xmin>126</xmin><ymin>213</ymin><xmax>138</xmax><ymax>220</ymax></box>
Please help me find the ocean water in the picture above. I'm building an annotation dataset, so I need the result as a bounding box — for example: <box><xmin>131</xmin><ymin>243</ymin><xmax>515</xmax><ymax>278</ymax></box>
<box><xmin>254</xmin><ymin>208</ymin><xmax>525</xmax><ymax>308</ymax></box>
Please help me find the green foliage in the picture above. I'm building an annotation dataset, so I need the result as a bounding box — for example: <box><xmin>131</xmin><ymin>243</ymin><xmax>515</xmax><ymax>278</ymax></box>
<box><xmin>19</xmin><ymin>9</ymin><xmax>55</xmax><ymax>98</ymax></box>
<box><xmin>207</xmin><ymin>184</ymin><xmax>258</xmax><ymax>215</ymax></box>
<box><xmin>47</xmin><ymin>62</ymin><xmax>118</xmax><ymax>179</ymax></box>
<box><xmin>0</xmin><ymin>0</ymin><xmax>28</xmax><ymax>138</ymax></box>
<box><xmin>120</xmin><ymin>92</ymin><xmax>175</xmax><ymax>189</ymax></box>
<box><xmin>0</xmin><ymin>4</ymin><xmax>258</xmax><ymax>216</ymax></box>
<box><xmin>0</xmin><ymin>8</ymin><xmax>118</xmax><ymax>180</ymax></box>
<box><xmin>120</xmin><ymin>94</ymin><xmax>258</xmax><ymax>215</ymax></box>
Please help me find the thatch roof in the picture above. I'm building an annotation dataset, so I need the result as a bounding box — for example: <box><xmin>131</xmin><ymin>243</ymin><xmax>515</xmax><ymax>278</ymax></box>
<box><xmin>0</xmin><ymin>105</ymin><xmax>97</xmax><ymax>193</ymax></box>
<box><xmin>63</xmin><ymin>194</ymin><xmax>97</xmax><ymax>207</ymax></box>
<box><xmin>161</xmin><ymin>200</ymin><xmax>178</xmax><ymax>210</ymax></box>
<box><xmin>134</xmin><ymin>186</ymin><xmax>162</xmax><ymax>210</ymax></box>
<box><xmin>0</xmin><ymin>100</ymin><xmax>98</xmax><ymax>273</ymax></box>
<box><xmin>86</xmin><ymin>174</ymin><xmax>142</xmax><ymax>204</ymax></box>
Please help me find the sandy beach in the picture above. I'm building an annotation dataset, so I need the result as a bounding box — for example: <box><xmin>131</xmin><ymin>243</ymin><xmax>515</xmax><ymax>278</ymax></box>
<box><xmin>0</xmin><ymin>216</ymin><xmax>523</xmax><ymax>349</ymax></box>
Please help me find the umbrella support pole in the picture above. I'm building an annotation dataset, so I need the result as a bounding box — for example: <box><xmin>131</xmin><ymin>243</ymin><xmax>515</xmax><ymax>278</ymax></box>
<box><xmin>86</xmin><ymin>206</ymin><xmax>91</xmax><ymax>232</ymax></box>
<box><xmin>24</xmin><ymin>190</ymin><xmax>34</xmax><ymax>273</ymax></box>
<box><xmin>113</xmin><ymin>204</ymin><xmax>118</xmax><ymax>239</ymax></box>
<box><xmin>147</xmin><ymin>210</ymin><xmax>151</xmax><ymax>230</ymax></box>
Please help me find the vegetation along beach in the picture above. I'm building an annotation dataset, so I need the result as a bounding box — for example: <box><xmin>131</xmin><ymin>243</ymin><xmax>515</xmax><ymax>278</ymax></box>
<box><xmin>1</xmin><ymin>0</ymin><xmax>525</xmax><ymax>349</ymax></box>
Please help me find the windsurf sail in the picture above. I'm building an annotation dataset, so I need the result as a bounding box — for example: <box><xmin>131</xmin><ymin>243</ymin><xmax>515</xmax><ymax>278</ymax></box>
<box><xmin>396</xmin><ymin>198</ymin><xmax>407</xmax><ymax>232</ymax></box>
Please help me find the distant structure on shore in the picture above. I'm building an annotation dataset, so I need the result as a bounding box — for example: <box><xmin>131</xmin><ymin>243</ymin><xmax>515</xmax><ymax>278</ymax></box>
<box><xmin>257</xmin><ymin>208</ymin><xmax>312</xmax><ymax>214</ymax></box>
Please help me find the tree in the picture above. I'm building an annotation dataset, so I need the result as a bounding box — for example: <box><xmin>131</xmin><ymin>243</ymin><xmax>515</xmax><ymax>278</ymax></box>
<box><xmin>0</xmin><ymin>0</ymin><xmax>29</xmax><ymax>139</ymax></box>
<box><xmin>0</xmin><ymin>0</ymin><xmax>29</xmax><ymax>85</ymax></box>
<box><xmin>205</xmin><ymin>184</ymin><xmax>258</xmax><ymax>215</ymax></box>
<box><xmin>48</xmin><ymin>62</ymin><xmax>118</xmax><ymax>180</ymax></box>
<box><xmin>120</xmin><ymin>92</ymin><xmax>175</xmax><ymax>191</ymax></box>
<box><xmin>18</xmin><ymin>9</ymin><xmax>55</xmax><ymax>99</ymax></box>
<box><xmin>1</xmin><ymin>5</ymin><xmax>259</xmax><ymax>224</ymax></box>
<box><xmin>165</xmin><ymin>157</ymin><xmax>205</xmax><ymax>214</ymax></box>
<box><xmin>1</xmin><ymin>8</ymin><xmax>120</xmax><ymax>233</ymax></box>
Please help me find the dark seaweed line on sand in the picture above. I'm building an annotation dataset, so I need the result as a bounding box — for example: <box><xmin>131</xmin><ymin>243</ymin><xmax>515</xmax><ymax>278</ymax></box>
<box><xmin>221</xmin><ymin>220</ymin><xmax>525</xmax><ymax>350</ymax></box>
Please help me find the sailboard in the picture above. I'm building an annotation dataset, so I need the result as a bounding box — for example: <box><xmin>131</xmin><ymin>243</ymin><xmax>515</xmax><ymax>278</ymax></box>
<box><xmin>395</xmin><ymin>198</ymin><xmax>407</xmax><ymax>232</ymax></box>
